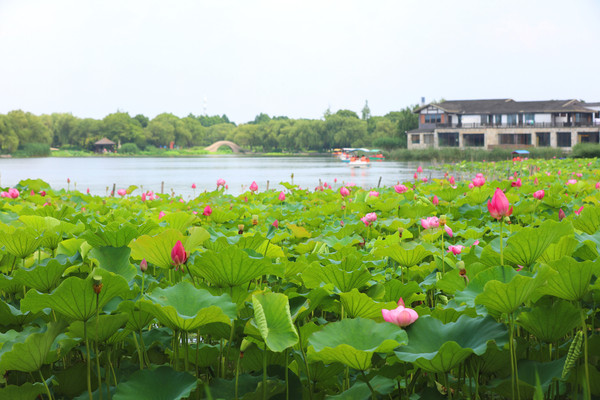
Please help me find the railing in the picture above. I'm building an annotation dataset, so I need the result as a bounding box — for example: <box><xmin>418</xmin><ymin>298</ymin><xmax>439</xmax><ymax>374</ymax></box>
<box><xmin>430</xmin><ymin>122</ymin><xmax>596</xmax><ymax>129</ymax></box>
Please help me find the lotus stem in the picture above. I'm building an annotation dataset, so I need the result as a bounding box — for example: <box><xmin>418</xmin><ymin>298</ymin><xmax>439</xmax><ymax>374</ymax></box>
<box><xmin>296</xmin><ymin>325</ymin><xmax>314</xmax><ymax>400</ymax></box>
<box><xmin>499</xmin><ymin>219</ymin><xmax>504</xmax><ymax>266</ymax></box>
<box><xmin>580</xmin><ymin>307</ymin><xmax>591</xmax><ymax>400</ymax></box>
<box><xmin>39</xmin><ymin>369</ymin><xmax>53</xmax><ymax>400</ymax></box>
<box><xmin>262</xmin><ymin>346</ymin><xmax>268</xmax><ymax>400</ymax></box>
<box><xmin>285</xmin><ymin>348</ymin><xmax>289</xmax><ymax>400</ymax></box>
<box><xmin>96</xmin><ymin>294</ymin><xmax>102</xmax><ymax>400</ymax></box>
<box><xmin>84</xmin><ymin>323</ymin><xmax>93</xmax><ymax>400</ymax></box>
<box><xmin>360</xmin><ymin>370</ymin><xmax>376</xmax><ymax>400</ymax></box>
<box><xmin>235</xmin><ymin>350</ymin><xmax>241</xmax><ymax>400</ymax></box>
<box><xmin>441</xmin><ymin>231</ymin><xmax>445</xmax><ymax>274</ymax></box>
<box><xmin>131</xmin><ymin>332</ymin><xmax>144</xmax><ymax>369</ymax></box>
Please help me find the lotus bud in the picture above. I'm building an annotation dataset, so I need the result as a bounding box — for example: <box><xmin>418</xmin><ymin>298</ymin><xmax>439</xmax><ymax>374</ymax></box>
<box><xmin>92</xmin><ymin>275</ymin><xmax>103</xmax><ymax>294</ymax></box>
<box><xmin>438</xmin><ymin>294</ymin><xmax>448</xmax><ymax>305</ymax></box>
<box><xmin>140</xmin><ymin>258</ymin><xmax>148</xmax><ymax>273</ymax></box>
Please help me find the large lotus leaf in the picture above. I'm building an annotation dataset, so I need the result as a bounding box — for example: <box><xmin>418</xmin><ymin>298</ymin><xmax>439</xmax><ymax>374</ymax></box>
<box><xmin>504</xmin><ymin>219</ymin><xmax>573</xmax><ymax>266</ymax></box>
<box><xmin>190</xmin><ymin>246</ymin><xmax>271</xmax><ymax>288</ymax></box>
<box><xmin>68</xmin><ymin>313</ymin><xmax>129</xmax><ymax>343</ymax></box>
<box><xmin>21</xmin><ymin>268</ymin><xmax>133</xmax><ymax>322</ymax></box>
<box><xmin>517</xmin><ymin>299</ymin><xmax>580</xmax><ymax>343</ymax></box>
<box><xmin>327</xmin><ymin>375</ymin><xmax>397</xmax><ymax>400</ymax></box>
<box><xmin>307</xmin><ymin>318</ymin><xmax>408</xmax><ymax>370</ymax></box>
<box><xmin>251</xmin><ymin>292</ymin><xmax>298</xmax><ymax>352</ymax></box>
<box><xmin>56</xmin><ymin>238</ymin><xmax>86</xmax><ymax>257</ymax></box>
<box><xmin>340</xmin><ymin>289</ymin><xmax>397</xmax><ymax>321</ymax></box>
<box><xmin>88</xmin><ymin>246</ymin><xmax>137</xmax><ymax>282</ymax></box>
<box><xmin>0</xmin><ymin>299</ymin><xmax>41</xmax><ymax>327</ymax></box>
<box><xmin>475</xmin><ymin>267</ymin><xmax>550</xmax><ymax>315</ymax></box>
<box><xmin>139</xmin><ymin>281</ymin><xmax>236</xmax><ymax>332</ymax></box>
<box><xmin>536</xmin><ymin>256</ymin><xmax>599</xmax><ymax>301</ymax></box>
<box><xmin>113</xmin><ymin>365</ymin><xmax>197</xmax><ymax>400</ymax></box>
<box><xmin>394</xmin><ymin>315</ymin><xmax>508</xmax><ymax>373</ymax></box>
<box><xmin>0</xmin><ymin>321</ymin><xmax>65</xmax><ymax>372</ymax></box>
<box><xmin>161</xmin><ymin>211</ymin><xmax>197</xmax><ymax>233</ymax></box>
<box><xmin>302</xmin><ymin>263</ymin><xmax>371</xmax><ymax>292</ymax></box>
<box><xmin>236</xmin><ymin>233</ymin><xmax>285</xmax><ymax>258</ymax></box>
<box><xmin>382</xmin><ymin>280</ymin><xmax>425</xmax><ymax>305</ymax></box>
<box><xmin>0</xmin><ymin>226</ymin><xmax>43</xmax><ymax>259</ymax></box>
<box><xmin>573</xmin><ymin>205</ymin><xmax>600</xmax><ymax>234</ymax></box>
<box><xmin>185</xmin><ymin>226</ymin><xmax>210</xmax><ymax>251</ymax></box>
<box><xmin>0</xmin><ymin>382</ymin><xmax>47</xmax><ymax>400</ymax></box>
<box><xmin>538</xmin><ymin>235</ymin><xmax>578</xmax><ymax>264</ymax></box>
<box><xmin>117</xmin><ymin>301</ymin><xmax>156</xmax><ymax>331</ymax></box>
<box><xmin>81</xmin><ymin>223</ymin><xmax>140</xmax><ymax>248</ymax></box>
<box><xmin>129</xmin><ymin>229</ymin><xmax>183</xmax><ymax>268</ymax></box>
<box><xmin>488</xmin><ymin>357</ymin><xmax>566</xmax><ymax>399</ymax></box>
<box><xmin>374</xmin><ymin>242</ymin><xmax>431</xmax><ymax>267</ymax></box>
<box><xmin>0</xmin><ymin>273</ymin><xmax>23</xmax><ymax>295</ymax></box>
<box><xmin>12</xmin><ymin>257</ymin><xmax>70</xmax><ymax>292</ymax></box>
<box><xmin>573</xmin><ymin>231</ymin><xmax>600</xmax><ymax>261</ymax></box>
<box><xmin>19</xmin><ymin>215</ymin><xmax>61</xmax><ymax>248</ymax></box>
<box><xmin>454</xmin><ymin>266</ymin><xmax>516</xmax><ymax>307</ymax></box>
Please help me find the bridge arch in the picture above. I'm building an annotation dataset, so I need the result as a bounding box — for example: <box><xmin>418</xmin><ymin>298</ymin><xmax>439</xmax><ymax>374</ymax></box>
<box><xmin>204</xmin><ymin>140</ymin><xmax>247</xmax><ymax>153</ymax></box>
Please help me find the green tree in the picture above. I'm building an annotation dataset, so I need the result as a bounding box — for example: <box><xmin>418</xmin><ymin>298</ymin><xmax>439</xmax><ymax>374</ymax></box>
<box><xmin>361</xmin><ymin>100</ymin><xmax>371</xmax><ymax>121</ymax></box>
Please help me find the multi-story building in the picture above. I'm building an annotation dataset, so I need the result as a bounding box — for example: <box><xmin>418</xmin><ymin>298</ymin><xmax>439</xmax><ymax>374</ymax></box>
<box><xmin>407</xmin><ymin>99</ymin><xmax>600</xmax><ymax>150</ymax></box>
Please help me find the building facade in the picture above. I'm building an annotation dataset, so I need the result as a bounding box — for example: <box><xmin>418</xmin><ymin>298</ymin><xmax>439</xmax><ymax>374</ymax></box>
<box><xmin>407</xmin><ymin>99</ymin><xmax>600</xmax><ymax>150</ymax></box>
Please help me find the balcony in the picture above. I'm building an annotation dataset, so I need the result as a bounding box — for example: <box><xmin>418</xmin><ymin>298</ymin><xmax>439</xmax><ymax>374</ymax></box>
<box><xmin>431</xmin><ymin>121</ymin><xmax>596</xmax><ymax>129</ymax></box>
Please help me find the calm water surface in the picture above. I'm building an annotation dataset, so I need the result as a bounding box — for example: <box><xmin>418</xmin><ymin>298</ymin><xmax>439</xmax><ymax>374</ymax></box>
<box><xmin>0</xmin><ymin>156</ymin><xmax>440</xmax><ymax>197</ymax></box>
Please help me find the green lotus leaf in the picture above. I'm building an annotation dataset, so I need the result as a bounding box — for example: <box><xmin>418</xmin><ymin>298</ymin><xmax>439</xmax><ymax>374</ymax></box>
<box><xmin>190</xmin><ymin>246</ymin><xmax>271</xmax><ymax>288</ymax></box>
<box><xmin>112</xmin><ymin>365</ymin><xmax>197</xmax><ymax>400</ymax></box>
<box><xmin>12</xmin><ymin>257</ymin><xmax>70</xmax><ymax>293</ymax></box>
<box><xmin>21</xmin><ymin>268</ymin><xmax>133</xmax><ymax>322</ymax></box>
<box><xmin>454</xmin><ymin>266</ymin><xmax>516</xmax><ymax>307</ymax></box>
<box><xmin>374</xmin><ymin>242</ymin><xmax>431</xmax><ymax>267</ymax></box>
<box><xmin>0</xmin><ymin>226</ymin><xmax>43</xmax><ymax>260</ymax></box>
<box><xmin>0</xmin><ymin>273</ymin><xmax>23</xmax><ymax>295</ymax></box>
<box><xmin>161</xmin><ymin>211</ymin><xmax>197</xmax><ymax>233</ymax></box>
<box><xmin>302</xmin><ymin>262</ymin><xmax>371</xmax><ymax>292</ymax></box>
<box><xmin>307</xmin><ymin>318</ymin><xmax>408</xmax><ymax>370</ymax></box>
<box><xmin>185</xmin><ymin>226</ymin><xmax>210</xmax><ymax>251</ymax></box>
<box><xmin>0</xmin><ymin>299</ymin><xmax>41</xmax><ymax>327</ymax></box>
<box><xmin>504</xmin><ymin>219</ymin><xmax>573</xmax><ymax>266</ymax></box>
<box><xmin>394</xmin><ymin>315</ymin><xmax>508</xmax><ymax>373</ymax></box>
<box><xmin>56</xmin><ymin>238</ymin><xmax>86</xmax><ymax>257</ymax></box>
<box><xmin>81</xmin><ymin>223</ymin><xmax>140</xmax><ymax>248</ymax></box>
<box><xmin>573</xmin><ymin>205</ymin><xmax>600</xmax><ymax>234</ymax></box>
<box><xmin>340</xmin><ymin>289</ymin><xmax>397</xmax><ymax>321</ymax></box>
<box><xmin>536</xmin><ymin>256</ymin><xmax>599</xmax><ymax>301</ymax></box>
<box><xmin>251</xmin><ymin>292</ymin><xmax>298</xmax><ymax>352</ymax></box>
<box><xmin>16</xmin><ymin>178</ymin><xmax>51</xmax><ymax>192</ymax></box>
<box><xmin>139</xmin><ymin>281</ymin><xmax>236</xmax><ymax>332</ymax></box>
<box><xmin>173</xmin><ymin>343</ymin><xmax>219</xmax><ymax>368</ymax></box>
<box><xmin>236</xmin><ymin>233</ymin><xmax>285</xmax><ymax>258</ymax></box>
<box><xmin>0</xmin><ymin>382</ymin><xmax>47</xmax><ymax>400</ymax></box>
<box><xmin>518</xmin><ymin>299</ymin><xmax>580</xmax><ymax>343</ymax></box>
<box><xmin>0</xmin><ymin>321</ymin><xmax>65</xmax><ymax>372</ymax></box>
<box><xmin>68</xmin><ymin>313</ymin><xmax>129</xmax><ymax>343</ymax></box>
<box><xmin>538</xmin><ymin>235</ymin><xmax>578</xmax><ymax>264</ymax></box>
<box><xmin>328</xmin><ymin>375</ymin><xmax>397</xmax><ymax>400</ymax></box>
<box><xmin>488</xmin><ymin>357</ymin><xmax>566</xmax><ymax>399</ymax></box>
<box><xmin>88</xmin><ymin>246</ymin><xmax>137</xmax><ymax>282</ymax></box>
<box><xmin>129</xmin><ymin>228</ymin><xmax>183</xmax><ymax>268</ymax></box>
<box><xmin>475</xmin><ymin>267</ymin><xmax>550</xmax><ymax>315</ymax></box>
<box><xmin>117</xmin><ymin>301</ymin><xmax>156</xmax><ymax>332</ymax></box>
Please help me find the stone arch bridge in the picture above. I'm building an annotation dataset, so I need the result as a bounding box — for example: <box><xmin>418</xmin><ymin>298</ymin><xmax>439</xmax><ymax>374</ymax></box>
<box><xmin>204</xmin><ymin>140</ymin><xmax>248</xmax><ymax>153</ymax></box>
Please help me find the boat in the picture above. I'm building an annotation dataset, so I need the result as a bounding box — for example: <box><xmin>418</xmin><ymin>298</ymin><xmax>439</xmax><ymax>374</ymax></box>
<box><xmin>337</xmin><ymin>148</ymin><xmax>385</xmax><ymax>162</ymax></box>
<box><xmin>349</xmin><ymin>159</ymin><xmax>371</xmax><ymax>168</ymax></box>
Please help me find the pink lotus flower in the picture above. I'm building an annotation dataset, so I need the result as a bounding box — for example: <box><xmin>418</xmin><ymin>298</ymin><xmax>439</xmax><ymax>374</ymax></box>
<box><xmin>8</xmin><ymin>188</ymin><xmax>19</xmax><ymax>198</ymax></box>
<box><xmin>217</xmin><ymin>179</ymin><xmax>226</xmax><ymax>187</ymax></box>
<box><xmin>278</xmin><ymin>191</ymin><xmax>285</xmax><ymax>201</ymax></box>
<box><xmin>558</xmin><ymin>170</ymin><xmax>561</xmax><ymax>176</ymax></box>
<box><xmin>596</xmin><ymin>182</ymin><xmax>600</xmax><ymax>189</ymax></box>
<box><xmin>87</xmin><ymin>188</ymin><xmax>90</xmax><ymax>194</ymax></box>
<box><xmin>171</xmin><ymin>240</ymin><xmax>188</xmax><ymax>268</ymax></box>
<box><xmin>575</xmin><ymin>206</ymin><xmax>584</xmax><ymax>216</ymax></box>
<box><xmin>140</xmin><ymin>258</ymin><xmax>148</xmax><ymax>272</ymax></box>
<box><xmin>468</xmin><ymin>182</ymin><xmax>475</xmax><ymax>189</ymax></box>
<box><xmin>511</xmin><ymin>178</ymin><xmax>522</xmax><ymax>188</ymax></box>
<box><xmin>249</xmin><ymin>181</ymin><xmax>258</xmax><ymax>192</ymax></box>
<box><xmin>567</xmin><ymin>179</ymin><xmax>577</xmax><ymax>185</ymax></box>
<box><xmin>421</xmin><ymin>216</ymin><xmax>439</xmax><ymax>230</ymax></box>
<box><xmin>340</xmin><ymin>187</ymin><xmax>350</xmax><ymax>197</ymax></box>
<box><xmin>534</xmin><ymin>177</ymin><xmax>539</xmax><ymax>185</ymax></box>
<box><xmin>421</xmin><ymin>177</ymin><xmax>428</xmax><ymax>183</ymax></box>
<box><xmin>39</xmin><ymin>191</ymin><xmax>46</xmax><ymax>197</ymax></box>
<box><xmin>417</xmin><ymin>166</ymin><xmax>423</xmax><ymax>173</ymax></box>
<box><xmin>576</xmin><ymin>173</ymin><xmax>583</xmax><ymax>178</ymax></box>
<box><xmin>1</xmin><ymin>191</ymin><xmax>9</xmax><ymax>198</ymax></box>
<box><xmin>394</xmin><ymin>184</ymin><xmax>408</xmax><ymax>194</ymax></box>
<box><xmin>117</xmin><ymin>189</ymin><xmax>127</xmax><ymax>196</ymax></box>
<box><xmin>487</xmin><ymin>188</ymin><xmax>512</xmax><ymax>220</ymax></box>
<box><xmin>447</xmin><ymin>245</ymin><xmax>464</xmax><ymax>255</ymax></box>
<box><xmin>159</xmin><ymin>211</ymin><xmax>165</xmax><ymax>219</ymax></box>
<box><xmin>369</xmin><ymin>191</ymin><xmax>379</xmax><ymax>197</ymax></box>
<box><xmin>449</xmin><ymin>176</ymin><xmax>455</xmax><ymax>185</ymax></box>
<box><xmin>444</xmin><ymin>225</ymin><xmax>453</xmax><ymax>237</ymax></box>
<box><xmin>365</xmin><ymin>212</ymin><xmax>377</xmax><ymax>222</ymax></box>
<box><xmin>559</xmin><ymin>209</ymin><xmax>566</xmax><ymax>221</ymax></box>
<box><xmin>472</xmin><ymin>176</ymin><xmax>486</xmax><ymax>187</ymax></box>
<box><xmin>413</xmin><ymin>173</ymin><xmax>418</xmax><ymax>180</ymax></box>
<box><xmin>272</xmin><ymin>219</ymin><xmax>279</xmax><ymax>228</ymax></box>
<box><xmin>203</xmin><ymin>205</ymin><xmax>212</xmax><ymax>216</ymax></box>
<box><xmin>533</xmin><ymin>190</ymin><xmax>545</xmax><ymax>200</ymax></box>
<box><xmin>191</xmin><ymin>183</ymin><xmax>196</xmax><ymax>189</ymax></box>
<box><xmin>382</xmin><ymin>298</ymin><xmax>418</xmax><ymax>328</ymax></box>
<box><xmin>141</xmin><ymin>193</ymin><xmax>147</xmax><ymax>201</ymax></box>
<box><xmin>432</xmin><ymin>195</ymin><xmax>439</xmax><ymax>205</ymax></box>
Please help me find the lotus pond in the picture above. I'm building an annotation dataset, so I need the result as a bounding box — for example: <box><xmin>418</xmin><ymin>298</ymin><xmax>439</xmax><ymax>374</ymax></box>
<box><xmin>0</xmin><ymin>158</ymin><xmax>599</xmax><ymax>400</ymax></box>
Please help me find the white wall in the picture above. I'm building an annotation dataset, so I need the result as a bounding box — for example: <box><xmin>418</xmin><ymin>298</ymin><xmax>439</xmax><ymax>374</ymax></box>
<box><xmin>462</xmin><ymin>115</ymin><xmax>480</xmax><ymax>124</ymax></box>
<box><xmin>535</xmin><ymin>113</ymin><xmax>552</xmax><ymax>123</ymax></box>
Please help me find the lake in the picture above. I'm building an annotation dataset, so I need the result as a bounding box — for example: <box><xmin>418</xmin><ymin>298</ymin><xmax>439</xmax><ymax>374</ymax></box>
<box><xmin>0</xmin><ymin>156</ymin><xmax>440</xmax><ymax>197</ymax></box>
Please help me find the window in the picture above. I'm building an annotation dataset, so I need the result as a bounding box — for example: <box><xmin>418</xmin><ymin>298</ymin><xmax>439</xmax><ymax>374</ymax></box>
<box><xmin>524</xmin><ymin>113</ymin><xmax>535</xmax><ymax>126</ymax></box>
<box><xmin>424</xmin><ymin>134</ymin><xmax>434</xmax><ymax>145</ymax></box>
<box><xmin>499</xmin><ymin>134</ymin><xmax>531</xmax><ymax>145</ymax></box>
<box><xmin>557</xmin><ymin>132</ymin><xmax>571</xmax><ymax>147</ymax></box>
<box><xmin>463</xmin><ymin>134</ymin><xmax>484</xmax><ymax>147</ymax></box>
<box><xmin>536</xmin><ymin>132</ymin><xmax>550</xmax><ymax>147</ymax></box>
<box><xmin>494</xmin><ymin>114</ymin><xmax>503</xmax><ymax>125</ymax></box>
<box><xmin>411</xmin><ymin>134</ymin><xmax>420</xmax><ymax>144</ymax></box>
<box><xmin>438</xmin><ymin>132</ymin><xmax>459</xmax><ymax>147</ymax></box>
<box><xmin>578</xmin><ymin>132</ymin><xmax>599</xmax><ymax>143</ymax></box>
<box><xmin>507</xmin><ymin>114</ymin><xmax>518</xmax><ymax>125</ymax></box>
<box><xmin>424</xmin><ymin>114</ymin><xmax>442</xmax><ymax>123</ymax></box>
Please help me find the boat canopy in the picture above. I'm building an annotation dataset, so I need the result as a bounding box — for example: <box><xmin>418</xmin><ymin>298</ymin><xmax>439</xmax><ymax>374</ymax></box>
<box><xmin>511</xmin><ymin>150</ymin><xmax>530</xmax><ymax>155</ymax></box>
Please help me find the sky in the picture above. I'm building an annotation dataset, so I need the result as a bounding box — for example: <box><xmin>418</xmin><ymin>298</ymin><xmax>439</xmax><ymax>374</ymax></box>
<box><xmin>0</xmin><ymin>0</ymin><xmax>599</xmax><ymax>124</ymax></box>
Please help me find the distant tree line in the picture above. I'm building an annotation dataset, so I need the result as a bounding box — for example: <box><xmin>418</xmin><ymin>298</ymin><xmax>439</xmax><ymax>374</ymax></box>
<box><xmin>0</xmin><ymin>103</ymin><xmax>418</xmax><ymax>154</ymax></box>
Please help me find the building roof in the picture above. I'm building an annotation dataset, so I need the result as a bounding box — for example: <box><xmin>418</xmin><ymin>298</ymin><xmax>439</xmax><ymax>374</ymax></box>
<box><xmin>416</xmin><ymin>99</ymin><xmax>595</xmax><ymax>115</ymax></box>
<box><xmin>94</xmin><ymin>137</ymin><xmax>116</xmax><ymax>145</ymax></box>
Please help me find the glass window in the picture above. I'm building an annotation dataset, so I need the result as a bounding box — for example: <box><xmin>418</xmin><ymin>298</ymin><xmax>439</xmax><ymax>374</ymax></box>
<box><xmin>507</xmin><ymin>114</ymin><xmax>518</xmax><ymax>125</ymax></box>
<box><xmin>411</xmin><ymin>134</ymin><xmax>420</xmax><ymax>144</ymax></box>
<box><xmin>536</xmin><ymin>132</ymin><xmax>550</xmax><ymax>147</ymax></box>
<box><xmin>557</xmin><ymin>132</ymin><xmax>571</xmax><ymax>147</ymax></box>
<box><xmin>463</xmin><ymin>134</ymin><xmax>484</xmax><ymax>147</ymax></box>
<box><xmin>438</xmin><ymin>132</ymin><xmax>459</xmax><ymax>147</ymax></box>
<box><xmin>424</xmin><ymin>134</ymin><xmax>434</xmax><ymax>144</ymax></box>
<box><xmin>524</xmin><ymin>113</ymin><xmax>535</xmax><ymax>125</ymax></box>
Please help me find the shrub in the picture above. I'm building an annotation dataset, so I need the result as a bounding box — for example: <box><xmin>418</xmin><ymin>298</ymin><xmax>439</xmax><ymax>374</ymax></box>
<box><xmin>118</xmin><ymin>143</ymin><xmax>140</xmax><ymax>154</ymax></box>
<box><xmin>16</xmin><ymin>143</ymin><xmax>51</xmax><ymax>157</ymax></box>
<box><xmin>570</xmin><ymin>143</ymin><xmax>600</xmax><ymax>158</ymax></box>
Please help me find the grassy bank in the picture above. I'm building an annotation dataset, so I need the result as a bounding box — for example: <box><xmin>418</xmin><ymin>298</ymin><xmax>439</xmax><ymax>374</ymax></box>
<box><xmin>384</xmin><ymin>147</ymin><xmax>566</xmax><ymax>162</ymax></box>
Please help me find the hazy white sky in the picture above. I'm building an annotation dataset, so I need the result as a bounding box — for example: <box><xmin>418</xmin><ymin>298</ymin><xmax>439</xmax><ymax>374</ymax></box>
<box><xmin>1</xmin><ymin>0</ymin><xmax>599</xmax><ymax>124</ymax></box>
